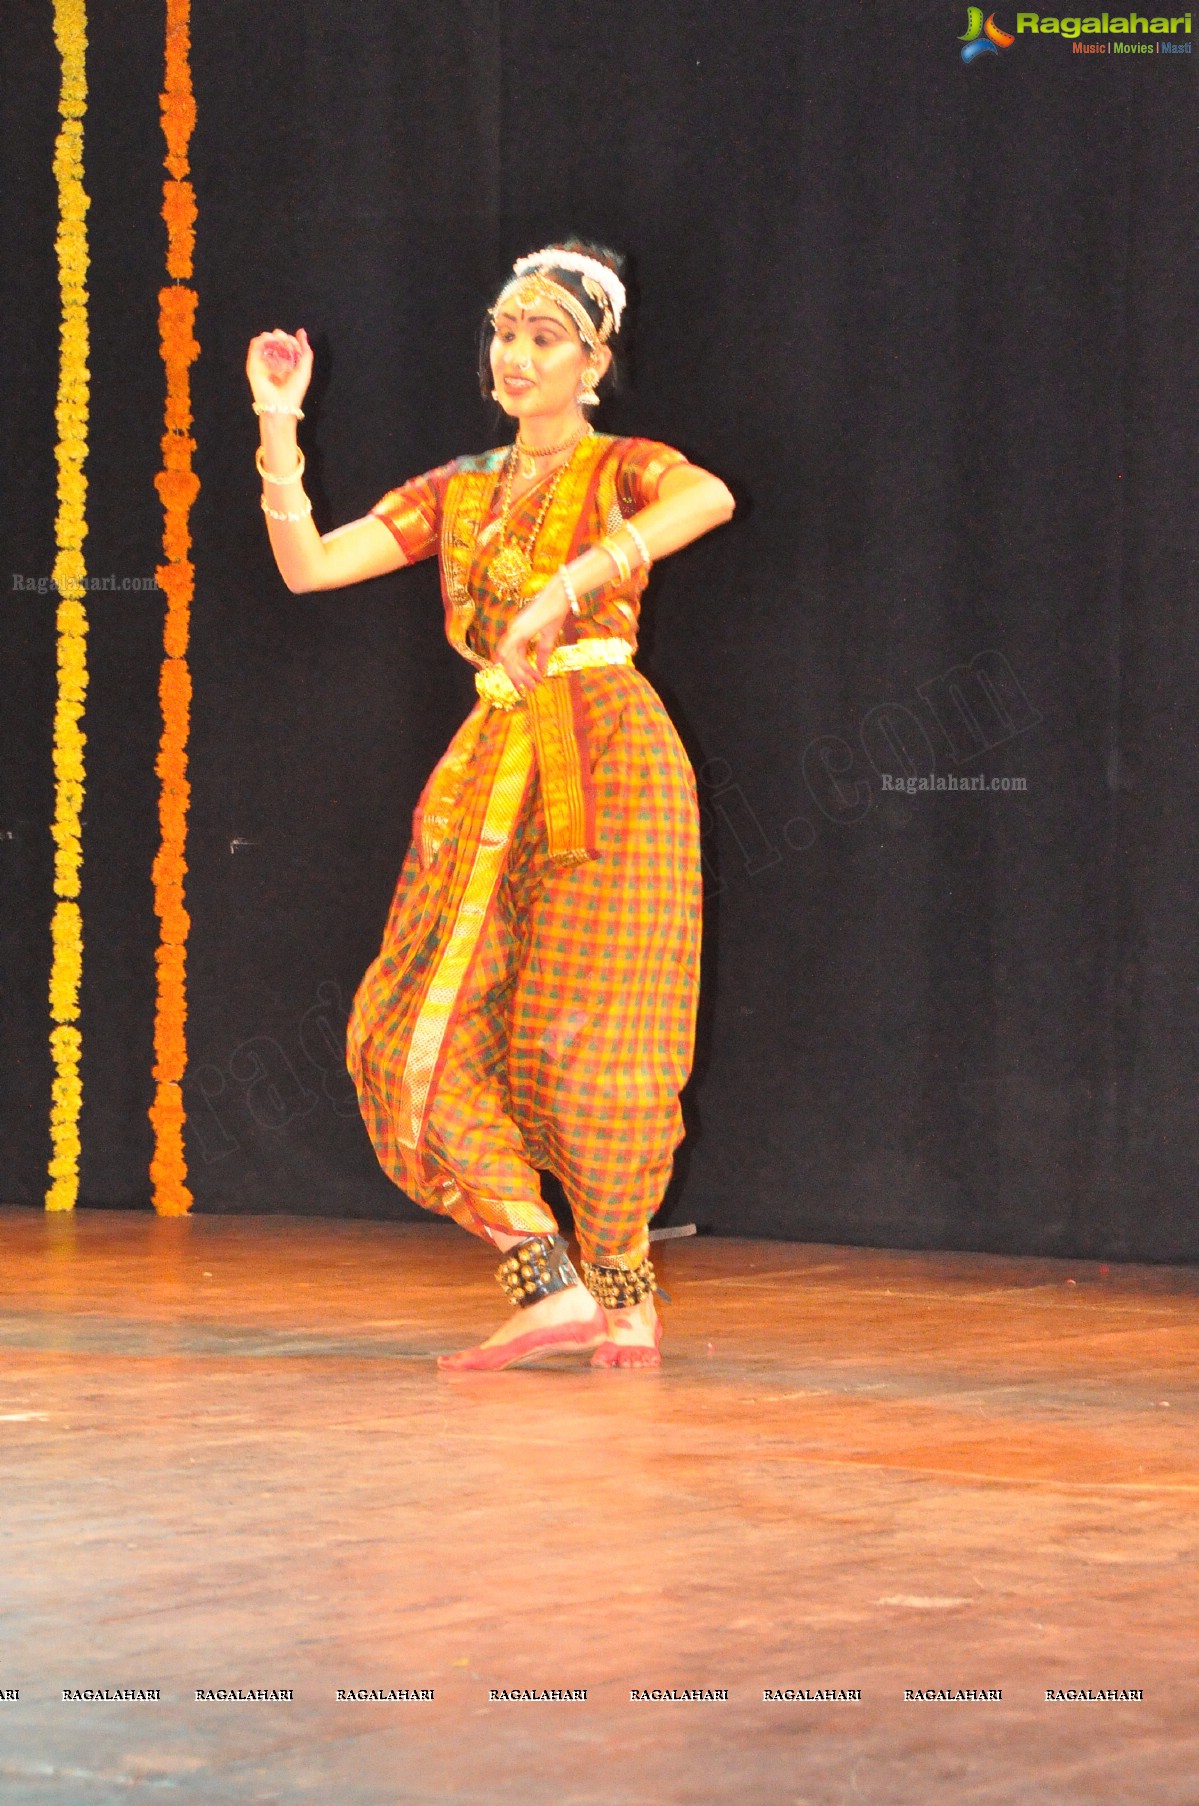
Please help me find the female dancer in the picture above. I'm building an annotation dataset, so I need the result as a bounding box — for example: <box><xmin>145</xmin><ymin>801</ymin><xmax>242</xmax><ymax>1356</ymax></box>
<box><xmin>246</xmin><ymin>241</ymin><xmax>734</xmax><ymax>1369</ymax></box>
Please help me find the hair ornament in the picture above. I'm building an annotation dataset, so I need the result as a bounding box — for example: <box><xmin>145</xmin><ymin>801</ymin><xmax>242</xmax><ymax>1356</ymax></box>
<box><xmin>510</xmin><ymin>248</ymin><xmax>626</xmax><ymax>334</ymax></box>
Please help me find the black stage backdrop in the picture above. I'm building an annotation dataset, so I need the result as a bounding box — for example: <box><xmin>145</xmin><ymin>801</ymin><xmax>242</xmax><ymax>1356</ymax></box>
<box><xmin>2</xmin><ymin>2</ymin><xmax>1196</xmax><ymax>1258</ymax></box>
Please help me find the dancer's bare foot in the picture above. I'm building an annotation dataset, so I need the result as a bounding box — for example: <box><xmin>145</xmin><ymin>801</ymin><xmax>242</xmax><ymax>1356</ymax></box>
<box><xmin>591</xmin><ymin>1295</ymin><xmax>663</xmax><ymax>1368</ymax></box>
<box><xmin>602</xmin><ymin>1295</ymin><xmax>659</xmax><ymax>1346</ymax></box>
<box><xmin>472</xmin><ymin>1282</ymin><xmax>604</xmax><ymax>1353</ymax></box>
<box><xmin>437</xmin><ymin>1277</ymin><xmax>607</xmax><ymax>1371</ymax></box>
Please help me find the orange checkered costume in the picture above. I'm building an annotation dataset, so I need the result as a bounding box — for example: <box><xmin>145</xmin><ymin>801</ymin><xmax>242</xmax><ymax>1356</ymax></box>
<box><xmin>346</xmin><ymin>433</ymin><xmax>701</xmax><ymax>1269</ymax></box>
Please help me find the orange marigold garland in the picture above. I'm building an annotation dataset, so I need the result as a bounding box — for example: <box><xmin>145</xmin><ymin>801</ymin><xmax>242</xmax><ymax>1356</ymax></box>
<box><xmin>46</xmin><ymin>0</ymin><xmax>91</xmax><ymax>1211</ymax></box>
<box><xmin>150</xmin><ymin>0</ymin><xmax>198</xmax><ymax>1213</ymax></box>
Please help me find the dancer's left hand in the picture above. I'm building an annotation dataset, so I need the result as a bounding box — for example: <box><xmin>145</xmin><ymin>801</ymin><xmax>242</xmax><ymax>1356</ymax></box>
<box><xmin>494</xmin><ymin>579</ymin><xmax>570</xmax><ymax>695</ymax></box>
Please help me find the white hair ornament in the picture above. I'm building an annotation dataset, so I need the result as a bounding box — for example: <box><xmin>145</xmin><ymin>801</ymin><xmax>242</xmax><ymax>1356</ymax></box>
<box><xmin>510</xmin><ymin>249</ymin><xmax>626</xmax><ymax>335</ymax></box>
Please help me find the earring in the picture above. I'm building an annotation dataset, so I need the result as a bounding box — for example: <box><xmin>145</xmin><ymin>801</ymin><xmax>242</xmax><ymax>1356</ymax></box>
<box><xmin>490</xmin><ymin>387</ymin><xmax>499</xmax><ymax>399</ymax></box>
<box><xmin>577</xmin><ymin>365</ymin><xmax>601</xmax><ymax>408</ymax></box>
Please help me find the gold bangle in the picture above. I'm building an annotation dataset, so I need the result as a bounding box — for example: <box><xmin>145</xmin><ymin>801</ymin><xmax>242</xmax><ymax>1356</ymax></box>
<box><xmin>255</xmin><ymin>445</ymin><xmax>306</xmax><ymax>485</ymax></box>
<box><xmin>599</xmin><ymin>534</ymin><xmax>632</xmax><ymax>586</ymax></box>
<box><xmin>623</xmin><ymin>520</ymin><xmax>652</xmax><ymax>571</ymax></box>
<box><xmin>261</xmin><ymin>494</ymin><xmax>313</xmax><ymax>522</ymax></box>
<box><xmin>253</xmin><ymin>401</ymin><xmax>304</xmax><ymax>418</ymax></box>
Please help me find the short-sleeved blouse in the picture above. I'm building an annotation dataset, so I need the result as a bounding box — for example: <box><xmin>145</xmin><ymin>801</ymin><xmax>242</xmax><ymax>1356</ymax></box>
<box><xmin>369</xmin><ymin>434</ymin><xmax>688</xmax><ymax>660</ymax></box>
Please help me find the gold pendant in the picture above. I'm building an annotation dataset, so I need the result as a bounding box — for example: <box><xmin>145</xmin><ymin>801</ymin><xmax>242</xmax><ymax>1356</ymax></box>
<box><xmin>519</xmin><ymin>454</ymin><xmax>539</xmax><ymax>479</ymax></box>
<box><xmin>488</xmin><ymin>541</ymin><xmax>533</xmax><ymax>600</ymax></box>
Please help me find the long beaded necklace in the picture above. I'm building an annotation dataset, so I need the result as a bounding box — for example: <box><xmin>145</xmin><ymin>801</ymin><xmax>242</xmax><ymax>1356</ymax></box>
<box><xmin>487</xmin><ymin>428</ymin><xmax>593</xmax><ymax>603</ymax></box>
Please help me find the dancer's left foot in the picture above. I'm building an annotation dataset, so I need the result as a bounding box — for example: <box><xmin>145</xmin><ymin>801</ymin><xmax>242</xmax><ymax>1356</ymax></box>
<box><xmin>438</xmin><ymin>1285</ymin><xmax>607</xmax><ymax>1373</ymax></box>
<box><xmin>591</xmin><ymin>1296</ymin><xmax>663</xmax><ymax>1368</ymax></box>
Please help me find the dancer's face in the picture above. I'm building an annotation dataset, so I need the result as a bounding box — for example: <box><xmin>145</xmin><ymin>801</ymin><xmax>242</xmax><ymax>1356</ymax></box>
<box><xmin>489</xmin><ymin>300</ymin><xmax>606</xmax><ymax>422</ymax></box>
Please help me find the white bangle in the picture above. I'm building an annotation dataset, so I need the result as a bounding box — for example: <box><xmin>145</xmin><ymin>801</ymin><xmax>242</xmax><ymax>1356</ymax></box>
<box><xmin>261</xmin><ymin>494</ymin><xmax>313</xmax><ymax>522</ymax></box>
<box><xmin>255</xmin><ymin>445</ymin><xmax>306</xmax><ymax>485</ymax></box>
<box><xmin>253</xmin><ymin>401</ymin><xmax>305</xmax><ymax>418</ymax></box>
<box><xmin>598</xmin><ymin>534</ymin><xmax>632</xmax><ymax>586</ymax></box>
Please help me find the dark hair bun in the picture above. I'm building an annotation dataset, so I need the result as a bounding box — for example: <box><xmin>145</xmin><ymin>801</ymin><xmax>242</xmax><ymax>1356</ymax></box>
<box><xmin>543</xmin><ymin>239</ymin><xmax>626</xmax><ymax>337</ymax></box>
<box><xmin>543</xmin><ymin>237</ymin><xmax>627</xmax><ymax>282</ymax></box>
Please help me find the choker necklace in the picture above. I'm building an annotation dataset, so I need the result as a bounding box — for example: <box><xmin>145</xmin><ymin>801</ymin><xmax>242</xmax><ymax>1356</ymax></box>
<box><xmin>514</xmin><ymin>422</ymin><xmax>591</xmax><ymax>479</ymax></box>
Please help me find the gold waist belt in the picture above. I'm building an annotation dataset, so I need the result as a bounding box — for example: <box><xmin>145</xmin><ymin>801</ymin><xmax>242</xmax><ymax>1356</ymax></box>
<box><xmin>471</xmin><ymin>637</ymin><xmax>634</xmax><ymax>866</ymax></box>
<box><xmin>474</xmin><ymin>636</ymin><xmax>634</xmax><ymax>712</ymax></box>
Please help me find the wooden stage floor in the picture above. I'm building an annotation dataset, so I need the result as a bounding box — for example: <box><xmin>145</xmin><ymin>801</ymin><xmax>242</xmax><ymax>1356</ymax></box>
<box><xmin>1</xmin><ymin>1207</ymin><xmax>1197</xmax><ymax>1804</ymax></box>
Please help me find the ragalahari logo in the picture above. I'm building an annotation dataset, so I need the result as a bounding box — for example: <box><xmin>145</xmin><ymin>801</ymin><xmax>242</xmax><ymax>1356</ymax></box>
<box><xmin>960</xmin><ymin>7</ymin><xmax>1017</xmax><ymax>55</ymax></box>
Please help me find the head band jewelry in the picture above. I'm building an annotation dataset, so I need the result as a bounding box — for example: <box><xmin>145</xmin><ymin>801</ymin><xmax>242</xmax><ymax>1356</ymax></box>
<box><xmin>491</xmin><ymin>248</ymin><xmax>625</xmax><ymax>350</ymax></box>
<box><xmin>513</xmin><ymin>250</ymin><xmax>626</xmax><ymax>331</ymax></box>
<box><xmin>492</xmin><ymin>271</ymin><xmax>607</xmax><ymax>351</ymax></box>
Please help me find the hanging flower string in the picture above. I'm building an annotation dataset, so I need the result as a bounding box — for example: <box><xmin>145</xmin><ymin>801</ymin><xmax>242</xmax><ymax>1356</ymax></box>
<box><xmin>46</xmin><ymin>0</ymin><xmax>91</xmax><ymax>1212</ymax></box>
<box><xmin>150</xmin><ymin>0</ymin><xmax>198</xmax><ymax>1214</ymax></box>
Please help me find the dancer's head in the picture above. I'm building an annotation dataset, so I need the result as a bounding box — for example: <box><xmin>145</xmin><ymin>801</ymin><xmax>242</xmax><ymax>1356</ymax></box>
<box><xmin>482</xmin><ymin>238</ymin><xmax>627</xmax><ymax>422</ymax></box>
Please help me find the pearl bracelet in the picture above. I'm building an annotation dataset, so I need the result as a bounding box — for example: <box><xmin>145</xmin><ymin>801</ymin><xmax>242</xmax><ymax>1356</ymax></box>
<box><xmin>261</xmin><ymin>495</ymin><xmax>313</xmax><ymax>522</ymax></box>
<box><xmin>253</xmin><ymin>401</ymin><xmax>304</xmax><ymax>418</ymax></box>
<box><xmin>624</xmin><ymin>520</ymin><xmax>652</xmax><ymax>571</ymax></box>
<box><xmin>559</xmin><ymin>566</ymin><xmax>580</xmax><ymax>616</ymax></box>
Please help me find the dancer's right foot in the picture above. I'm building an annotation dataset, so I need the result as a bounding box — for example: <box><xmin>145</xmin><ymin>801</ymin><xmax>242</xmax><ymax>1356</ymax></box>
<box><xmin>591</xmin><ymin>1295</ymin><xmax>663</xmax><ymax>1368</ymax></box>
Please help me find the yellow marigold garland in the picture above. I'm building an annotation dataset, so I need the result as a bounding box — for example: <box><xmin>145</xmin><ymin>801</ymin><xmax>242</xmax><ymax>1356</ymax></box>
<box><xmin>46</xmin><ymin>0</ymin><xmax>91</xmax><ymax>1211</ymax></box>
<box><xmin>150</xmin><ymin>0</ymin><xmax>198</xmax><ymax>1213</ymax></box>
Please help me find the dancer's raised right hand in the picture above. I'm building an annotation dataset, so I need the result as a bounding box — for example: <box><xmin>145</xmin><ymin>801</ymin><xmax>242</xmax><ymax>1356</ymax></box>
<box><xmin>245</xmin><ymin>327</ymin><xmax>313</xmax><ymax>415</ymax></box>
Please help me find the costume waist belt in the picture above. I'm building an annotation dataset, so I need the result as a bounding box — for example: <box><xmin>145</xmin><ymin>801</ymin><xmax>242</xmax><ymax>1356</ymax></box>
<box><xmin>473</xmin><ymin>636</ymin><xmax>634</xmax><ymax>710</ymax></box>
<box><xmin>473</xmin><ymin>638</ymin><xmax>634</xmax><ymax>866</ymax></box>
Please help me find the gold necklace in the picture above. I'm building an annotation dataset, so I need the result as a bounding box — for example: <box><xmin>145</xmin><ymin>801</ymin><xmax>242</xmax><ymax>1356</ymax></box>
<box><xmin>514</xmin><ymin>421</ymin><xmax>591</xmax><ymax>479</ymax></box>
<box><xmin>487</xmin><ymin>437</ymin><xmax>587</xmax><ymax>603</ymax></box>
